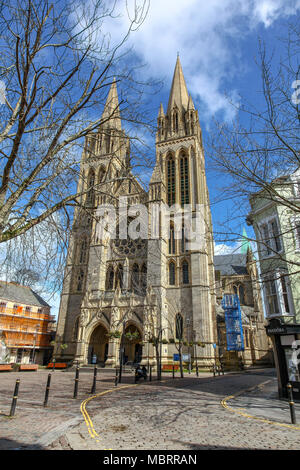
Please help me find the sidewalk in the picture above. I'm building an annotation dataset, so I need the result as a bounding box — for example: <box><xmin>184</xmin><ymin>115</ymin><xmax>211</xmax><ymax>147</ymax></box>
<box><xmin>225</xmin><ymin>376</ymin><xmax>300</xmax><ymax>427</ymax></box>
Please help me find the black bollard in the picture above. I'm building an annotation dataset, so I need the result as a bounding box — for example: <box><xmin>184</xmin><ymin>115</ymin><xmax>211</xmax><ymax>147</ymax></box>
<box><xmin>172</xmin><ymin>365</ymin><xmax>175</xmax><ymax>379</ymax></box>
<box><xmin>196</xmin><ymin>365</ymin><xmax>199</xmax><ymax>377</ymax></box>
<box><xmin>287</xmin><ymin>383</ymin><xmax>297</xmax><ymax>424</ymax></box>
<box><xmin>149</xmin><ymin>365</ymin><xmax>152</xmax><ymax>382</ymax></box>
<box><xmin>73</xmin><ymin>364</ymin><xmax>80</xmax><ymax>399</ymax></box>
<box><xmin>90</xmin><ymin>366</ymin><xmax>97</xmax><ymax>394</ymax></box>
<box><xmin>43</xmin><ymin>373</ymin><xmax>52</xmax><ymax>407</ymax></box>
<box><xmin>10</xmin><ymin>379</ymin><xmax>20</xmax><ymax>417</ymax></box>
<box><xmin>115</xmin><ymin>368</ymin><xmax>118</xmax><ymax>387</ymax></box>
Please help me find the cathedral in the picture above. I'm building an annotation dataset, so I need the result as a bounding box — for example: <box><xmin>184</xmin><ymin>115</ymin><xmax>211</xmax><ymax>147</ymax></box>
<box><xmin>54</xmin><ymin>57</ymin><xmax>217</xmax><ymax>368</ymax></box>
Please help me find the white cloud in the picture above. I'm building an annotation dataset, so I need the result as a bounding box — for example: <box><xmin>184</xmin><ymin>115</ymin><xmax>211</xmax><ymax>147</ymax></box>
<box><xmin>94</xmin><ymin>0</ymin><xmax>300</xmax><ymax>122</ymax></box>
<box><xmin>214</xmin><ymin>242</ymin><xmax>242</xmax><ymax>255</ymax></box>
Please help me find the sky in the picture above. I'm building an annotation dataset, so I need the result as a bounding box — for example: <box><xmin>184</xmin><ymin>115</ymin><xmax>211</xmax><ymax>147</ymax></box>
<box><xmin>3</xmin><ymin>0</ymin><xmax>300</xmax><ymax>317</ymax></box>
<box><xmin>104</xmin><ymin>0</ymin><xmax>300</xmax><ymax>244</ymax></box>
<box><xmin>46</xmin><ymin>0</ymin><xmax>300</xmax><ymax>317</ymax></box>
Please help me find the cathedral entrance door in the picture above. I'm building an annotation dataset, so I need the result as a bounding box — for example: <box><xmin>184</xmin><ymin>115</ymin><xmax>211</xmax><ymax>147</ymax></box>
<box><xmin>124</xmin><ymin>324</ymin><xmax>142</xmax><ymax>364</ymax></box>
<box><xmin>88</xmin><ymin>324</ymin><xmax>109</xmax><ymax>365</ymax></box>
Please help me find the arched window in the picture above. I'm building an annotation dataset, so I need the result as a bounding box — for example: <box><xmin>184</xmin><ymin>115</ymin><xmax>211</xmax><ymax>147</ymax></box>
<box><xmin>106</xmin><ymin>266</ymin><xmax>114</xmax><ymax>290</ymax></box>
<box><xmin>79</xmin><ymin>238</ymin><xmax>88</xmax><ymax>264</ymax></box>
<box><xmin>182</xmin><ymin>260</ymin><xmax>189</xmax><ymax>284</ymax></box>
<box><xmin>86</xmin><ymin>169</ymin><xmax>95</xmax><ymax>205</ymax></box>
<box><xmin>73</xmin><ymin>317</ymin><xmax>80</xmax><ymax>341</ymax></box>
<box><xmin>166</xmin><ymin>154</ymin><xmax>175</xmax><ymax>206</ymax></box>
<box><xmin>180</xmin><ymin>152</ymin><xmax>189</xmax><ymax>206</ymax></box>
<box><xmin>76</xmin><ymin>269</ymin><xmax>84</xmax><ymax>292</ymax></box>
<box><xmin>141</xmin><ymin>264</ymin><xmax>147</xmax><ymax>291</ymax></box>
<box><xmin>239</xmin><ymin>285</ymin><xmax>245</xmax><ymax>305</ymax></box>
<box><xmin>105</xmin><ymin>134</ymin><xmax>110</xmax><ymax>154</ymax></box>
<box><xmin>175</xmin><ymin>313</ymin><xmax>183</xmax><ymax>340</ymax></box>
<box><xmin>116</xmin><ymin>264</ymin><xmax>123</xmax><ymax>289</ymax></box>
<box><xmin>173</xmin><ymin>110</ymin><xmax>179</xmax><ymax>133</ymax></box>
<box><xmin>169</xmin><ymin>262</ymin><xmax>176</xmax><ymax>285</ymax></box>
<box><xmin>181</xmin><ymin>225</ymin><xmax>188</xmax><ymax>253</ymax></box>
<box><xmin>169</xmin><ymin>223</ymin><xmax>176</xmax><ymax>254</ymax></box>
<box><xmin>98</xmin><ymin>166</ymin><xmax>105</xmax><ymax>183</ymax></box>
<box><xmin>132</xmin><ymin>263</ymin><xmax>139</xmax><ymax>293</ymax></box>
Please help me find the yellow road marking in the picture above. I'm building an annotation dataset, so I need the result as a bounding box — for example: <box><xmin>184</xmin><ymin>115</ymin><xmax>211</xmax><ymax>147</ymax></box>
<box><xmin>80</xmin><ymin>384</ymin><xmax>138</xmax><ymax>446</ymax></box>
<box><xmin>221</xmin><ymin>387</ymin><xmax>300</xmax><ymax>431</ymax></box>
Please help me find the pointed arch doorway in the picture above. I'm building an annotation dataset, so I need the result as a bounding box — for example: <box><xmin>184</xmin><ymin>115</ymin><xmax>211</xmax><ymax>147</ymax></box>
<box><xmin>123</xmin><ymin>324</ymin><xmax>142</xmax><ymax>364</ymax></box>
<box><xmin>88</xmin><ymin>324</ymin><xmax>109</xmax><ymax>365</ymax></box>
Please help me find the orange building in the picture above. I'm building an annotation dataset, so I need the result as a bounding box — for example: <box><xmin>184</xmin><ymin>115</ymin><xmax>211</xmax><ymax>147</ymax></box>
<box><xmin>0</xmin><ymin>281</ymin><xmax>55</xmax><ymax>364</ymax></box>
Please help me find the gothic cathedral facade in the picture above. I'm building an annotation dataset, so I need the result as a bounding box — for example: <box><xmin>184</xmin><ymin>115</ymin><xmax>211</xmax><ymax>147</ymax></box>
<box><xmin>55</xmin><ymin>58</ymin><xmax>217</xmax><ymax>368</ymax></box>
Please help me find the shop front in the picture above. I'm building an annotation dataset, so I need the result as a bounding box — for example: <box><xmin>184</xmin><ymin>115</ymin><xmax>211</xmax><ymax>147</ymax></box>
<box><xmin>266</xmin><ymin>318</ymin><xmax>300</xmax><ymax>400</ymax></box>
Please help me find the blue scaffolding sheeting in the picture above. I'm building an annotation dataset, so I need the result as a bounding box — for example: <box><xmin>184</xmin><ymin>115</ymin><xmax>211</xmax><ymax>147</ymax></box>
<box><xmin>221</xmin><ymin>294</ymin><xmax>244</xmax><ymax>351</ymax></box>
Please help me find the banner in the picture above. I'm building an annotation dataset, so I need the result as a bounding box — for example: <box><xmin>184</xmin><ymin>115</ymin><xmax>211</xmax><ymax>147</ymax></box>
<box><xmin>221</xmin><ymin>294</ymin><xmax>244</xmax><ymax>351</ymax></box>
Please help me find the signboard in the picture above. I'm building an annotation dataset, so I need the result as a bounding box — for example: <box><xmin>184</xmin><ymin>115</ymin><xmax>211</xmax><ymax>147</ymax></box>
<box><xmin>221</xmin><ymin>294</ymin><xmax>244</xmax><ymax>352</ymax></box>
<box><xmin>173</xmin><ymin>354</ymin><xmax>180</xmax><ymax>362</ymax></box>
<box><xmin>182</xmin><ymin>354</ymin><xmax>190</xmax><ymax>362</ymax></box>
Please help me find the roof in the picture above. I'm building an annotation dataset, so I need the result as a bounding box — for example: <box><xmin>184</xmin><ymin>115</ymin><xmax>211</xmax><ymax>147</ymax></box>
<box><xmin>214</xmin><ymin>254</ymin><xmax>248</xmax><ymax>276</ymax></box>
<box><xmin>0</xmin><ymin>281</ymin><xmax>50</xmax><ymax>308</ymax></box>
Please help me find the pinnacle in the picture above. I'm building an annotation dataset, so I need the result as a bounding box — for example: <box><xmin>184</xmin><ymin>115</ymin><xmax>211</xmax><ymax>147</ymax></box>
<box><xmin>167</xmin><ymin>56</ymin><xmax>189</xmax><ymax>114</ymax></box>
<box><xmin>101</xmin><ymin>78</ymin><xmax>122</xmax><ymax>130</ymax></box>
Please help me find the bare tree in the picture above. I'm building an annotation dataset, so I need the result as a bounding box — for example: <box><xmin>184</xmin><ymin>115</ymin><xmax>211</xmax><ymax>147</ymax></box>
<box><xmin>0</xmin><ymin>0</ymin><xmax>157</xmax><ymax>294</ymax></box>
<box><xmin>207</xmin><ymin>20</ymin><xmax>300</xmax><ymax>271</ymax></box>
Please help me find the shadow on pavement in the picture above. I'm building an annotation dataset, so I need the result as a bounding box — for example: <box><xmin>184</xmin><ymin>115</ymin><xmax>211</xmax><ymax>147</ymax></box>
<box><xmin>0</xmin><ymin>438</ymin><xmax>46</xmax><ymax>450</ymax></box>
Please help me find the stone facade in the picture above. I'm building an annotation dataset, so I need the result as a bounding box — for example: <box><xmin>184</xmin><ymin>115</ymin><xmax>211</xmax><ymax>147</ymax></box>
<box><xmin>214</xmin><ymin>250</ymin><xmax>273</xmax><ymax>369</ymax></box>
<box><xmin>55</xmin><ymin>58</ymin><xmax>217</xmax><ymax>368</ymax></box>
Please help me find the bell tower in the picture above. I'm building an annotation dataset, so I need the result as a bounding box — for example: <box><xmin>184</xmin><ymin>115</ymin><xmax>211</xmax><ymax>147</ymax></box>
<box><xmin>148</xmin><ymin>56</ymin><xmax>216</xmax><ymax>367</ymax></box>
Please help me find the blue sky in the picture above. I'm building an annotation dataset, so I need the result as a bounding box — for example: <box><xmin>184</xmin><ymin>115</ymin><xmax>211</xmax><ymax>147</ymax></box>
<box><xmin>107</xmin><ymin>0</ymin><xmax>300</xmax><ymax>253</ymax></box>
<box><xmin>3</xmin><ymin>1</ymin><xmax>300</xmax><ymax>317</ymax></box>
<box><xmin>44</xmin><ymin>0</ymin><xmax>300</xmax><ymax>317</ymax></box>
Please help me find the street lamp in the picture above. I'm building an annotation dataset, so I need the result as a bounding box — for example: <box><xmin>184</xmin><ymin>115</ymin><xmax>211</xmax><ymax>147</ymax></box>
<box><xmin>186</xmin><ymin>318</ymin><xmax>191</xmax><ymax>374</ymax></box>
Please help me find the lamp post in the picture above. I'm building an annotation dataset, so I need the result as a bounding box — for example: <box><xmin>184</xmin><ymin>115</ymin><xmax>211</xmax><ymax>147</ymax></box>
<box><xmin>118</xmin><ymin>320</ymin><xmax>126</xmax><ymax>384</ymax></box>
<box><xmin>186</xmin><ymin>318</ymin><xmax>191</xmax><ymax>374</ymax></box>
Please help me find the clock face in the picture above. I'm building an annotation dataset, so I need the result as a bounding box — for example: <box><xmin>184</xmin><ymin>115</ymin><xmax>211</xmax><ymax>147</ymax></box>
<box><xmin>112</xmin><ymin>237</ymin><xmax>147</xmax><ymax>257</ymax></box>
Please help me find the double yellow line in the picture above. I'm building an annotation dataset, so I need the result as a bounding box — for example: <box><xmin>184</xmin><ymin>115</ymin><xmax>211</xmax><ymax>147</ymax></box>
<box><xmin>221</xmin><ymin>391</ymin><xmax>300</xmax><ymax>431</ymax></box>
<box><xmin>80</xmin><ymin>384</ymin><xmax>138</xmax><ymax>445</ymax></box>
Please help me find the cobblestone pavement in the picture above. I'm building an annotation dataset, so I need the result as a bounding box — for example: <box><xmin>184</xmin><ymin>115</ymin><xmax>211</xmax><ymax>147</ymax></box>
<box><xmin>0</xmin><ymin>368</ymin><xmax>134</xmax><ymax>450</ymax></box>
<box><xmin>52</xmin><ymin>368</ymin><xmax>300</xmax><ymax>451</ymax></box>
<box><xmin>1</xmin><ymin>368</ymin><xmax>299</xmax><ymax>450</ymax></box>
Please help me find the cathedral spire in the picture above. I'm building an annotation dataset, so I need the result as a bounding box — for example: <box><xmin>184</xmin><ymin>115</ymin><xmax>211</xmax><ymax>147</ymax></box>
<box><xmin>167</xmin><ymin>56</ymin><xmax>189</xmax><ymax>114</ymax></box>
<box><xmin>101</xmin><ymin>78</ymin><xmax>122</xmax><ymax>130</ymax></box>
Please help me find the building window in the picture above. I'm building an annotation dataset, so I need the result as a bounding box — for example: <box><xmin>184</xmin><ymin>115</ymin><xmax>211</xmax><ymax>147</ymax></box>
<box><xmin>169</xmin><ymin>223</ymin><xmax>176</xmax><ymax>254</ymax></box>
<box><xmin>169</xmin><ymin>262</ymin><xmax>176</xmax><ymax>286</ymax></box>
<box><xmin>86</xmin><ymin>169</ymin><xmax>95</xmax><ymax>205</ymax></box>
<box><xmin>175</xmin><ymin>313</ymin><xmax>183</xmax><ymax>340</ymax></box>
<box><xmin>73</xmin><ymin>317</ymin><xmax>80</xmax><ymax>341</ymax></box>
<box><xmin>259</xmin><ymin>218</ymin><xmax>282</xmax><ymax>256</ymax></box>
<box><xmin>180</xmin><ymin>152</ymin><xmax>189</xmax><ymax>206</ymax></box>
<box><xmin>263</xmin><ymin>272</ymin><xmax>293</xmax><ymax>317</ymax></box>
<box><xmin>141</xmin><ymin>264</ymin><xmax>147</xmax><ymax>292</ymax></box>
<box><xmin>166</xmin><ymin>155</ymin><xmax>176</xmax><ymax>206</ymax></box>
<box><xmin>76</xmin><ymin>269</ymin><xmax>84</xmax><ymax>292</ymax></box>
<box><xmin>106</xmin><ymin>266</ymin><xmax>114</xmax><ymax>290</ymax></box>
<box><xmin>79</xmin><ymin>237</ymin><xmax>88</xmax><ymax>264</ymax></box>
<box><xmin>98</xmin><ymin>166</ymin><xmax>105</xmax><ymax>183</ymax></box>
<box><xmin>132</xmin><ymin>263</ymin><xmax>139</xmax><ymax>293</ymax></box>
<box><xmin>291</xmin><ymin>218</ymin><xmax>300</xmax><ymax>251</ymax></box>
<box><xmin>116</xmin><ymin>264</ymin><xmax>123</xmax><ymax>289</ymax></box>
<box><xmin>182</xmin><ymin>260</ymin><xmax>189</xmax><ymax>284</ymax></box>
